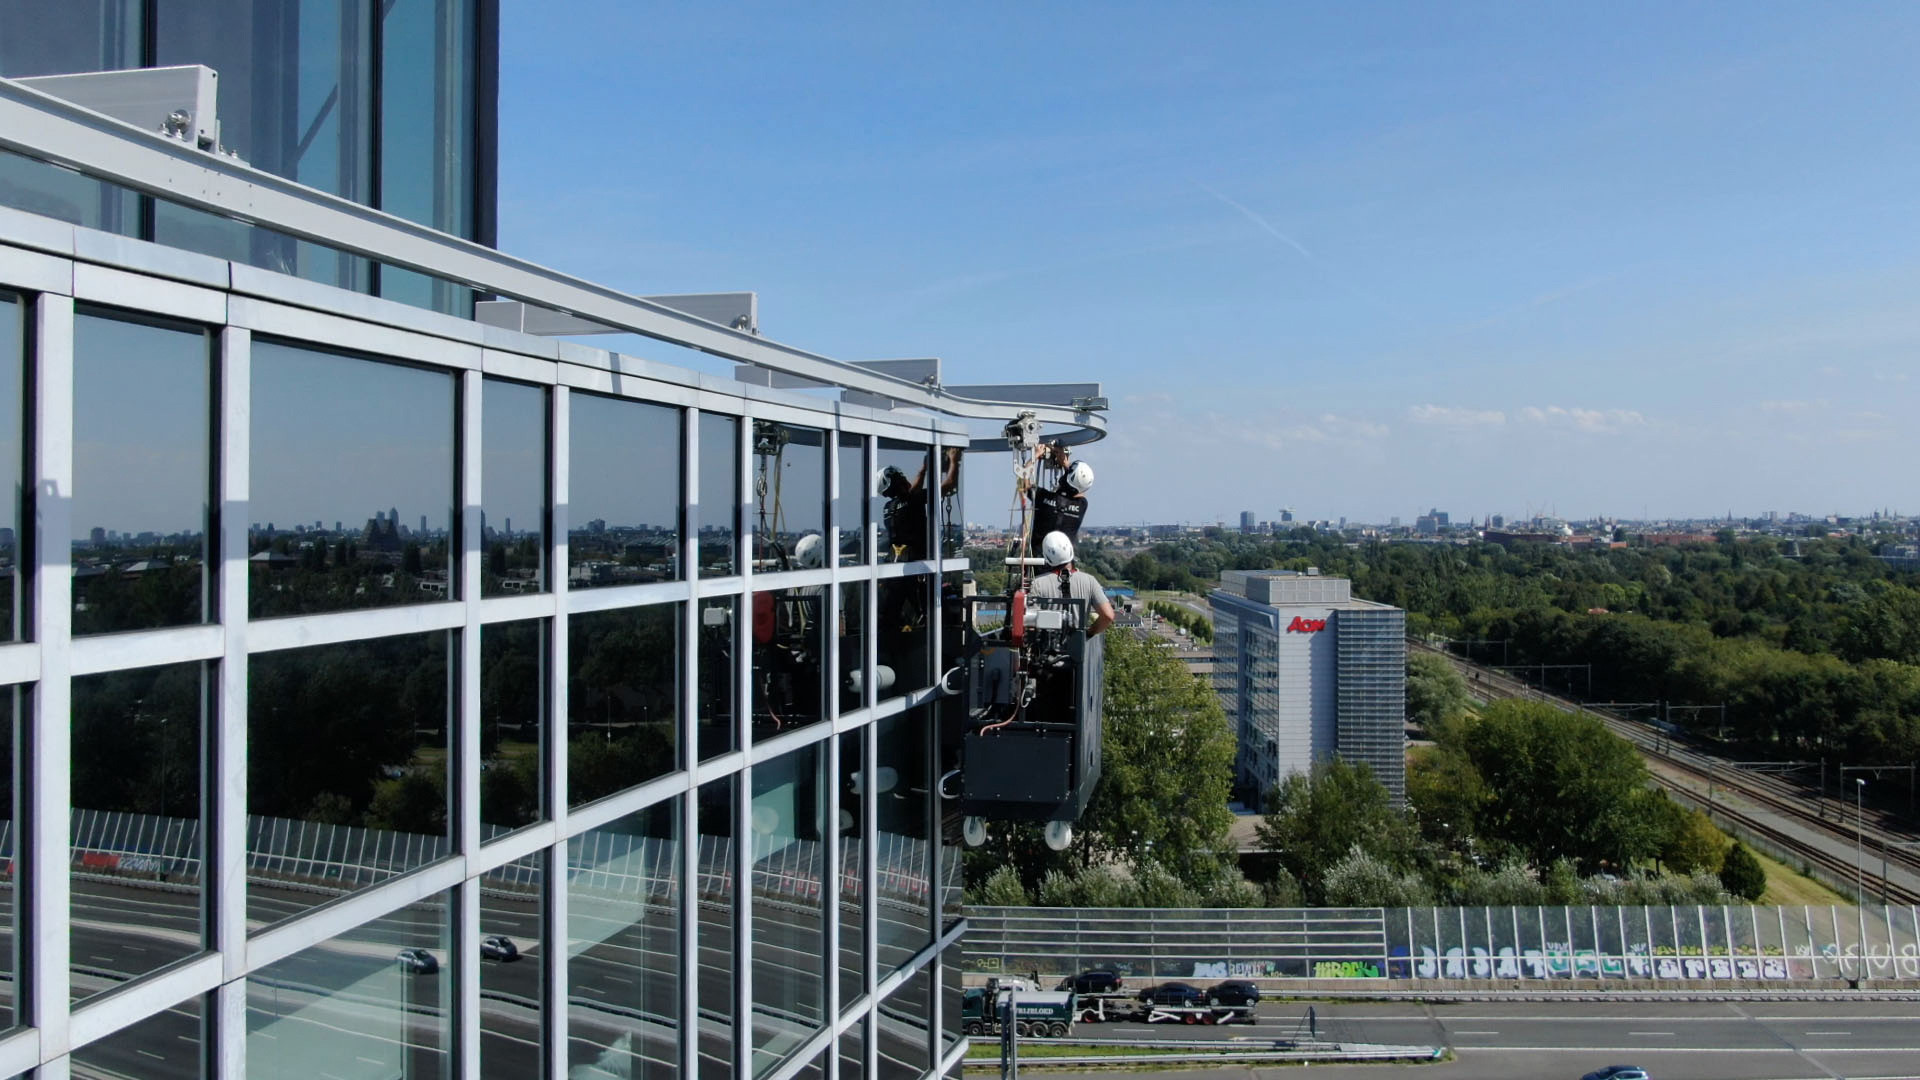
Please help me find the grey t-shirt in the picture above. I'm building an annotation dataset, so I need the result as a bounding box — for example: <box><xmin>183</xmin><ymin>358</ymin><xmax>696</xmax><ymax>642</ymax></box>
<box><xmin>1030</xmin><ymin>568</ymin><xmax>1108</xmax><ymax>621</ymax></box>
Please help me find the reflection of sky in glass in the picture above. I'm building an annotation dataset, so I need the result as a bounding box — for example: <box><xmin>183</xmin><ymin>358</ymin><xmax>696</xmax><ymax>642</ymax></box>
<box><xmin>759</xmin><ymin>425</ymin><xmax>826</xmax><ymax>539</ymax></box>
<box><xmin>73</xmin><ymin>313</ymin><xmax>208</xmax><ymax>537</ymax></box>
<box><xmin>482</xmin><ymin>379</ymin><xmax>545</xmax><ymax>536</ymax></box>
<box><xmin>698</xmin><ymin>413</ymin><xmax>736</xmax><ymax>531</ymax></box>
<box><xmin>568</xmin><ymin>393</ymin><xmax>679</xmax><ymax>528</ymax></box>
<box><xmin>251</xmin><ymin>341</ymin><xmax>454</xmax><ymax>530</ymax></box>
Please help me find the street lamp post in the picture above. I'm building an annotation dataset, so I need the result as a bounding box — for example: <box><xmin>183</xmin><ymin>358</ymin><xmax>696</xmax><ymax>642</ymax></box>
<box><xmin>1855</xmin><ymin>778</ymin><xmax>1867</xmax><ymax>907</ymax></box>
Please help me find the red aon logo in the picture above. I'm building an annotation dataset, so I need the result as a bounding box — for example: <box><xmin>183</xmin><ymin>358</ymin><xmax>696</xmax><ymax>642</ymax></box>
<box><xmin>1285</xmin><ymin>616</ymin><xmax>1327</xmax><ymax>633</ymax></box>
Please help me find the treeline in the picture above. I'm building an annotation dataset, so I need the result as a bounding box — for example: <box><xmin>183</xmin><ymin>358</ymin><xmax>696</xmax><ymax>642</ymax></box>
<box><xmin>1147</xmin><ymin>601</ymin><xmax>1213</xmax><ymax>643</ymax></box>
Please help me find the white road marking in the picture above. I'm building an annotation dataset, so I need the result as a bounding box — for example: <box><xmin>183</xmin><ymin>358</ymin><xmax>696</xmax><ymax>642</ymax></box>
<box><xmin>1629</xmin><ymin>1031</ymin><xmax>1676</xmax><ymax>1036</ymax></box>
<box><xmin>1805</xmin><ymin>1030</ymin><xmax>1852</xmax><ymax>1035</ymax></box>
<box><xmin>1453</xmin><ymin>1030</ymin><xmax>1500</xmax><ymax>1035</ymax></box>
<box><xmin>136</xmin><ymin>1050</ymin><xmax>165</xmax><ymax>1060</ymax></box>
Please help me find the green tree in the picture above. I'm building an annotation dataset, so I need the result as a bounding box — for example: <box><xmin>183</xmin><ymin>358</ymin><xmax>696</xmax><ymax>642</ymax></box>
<box><xmin>1406</xmin><ymin>651</ymin><xmax>1471</xmax><ymax>731</ymax></box>
<box><xmin>1321</xmin><ymin>845</ymin><xmax>1432</xmax><ymax>907</ymax></box>
<box><xmin>1657</xmin><ymin>803</ymin><xmax>1727</xmax><ymax>875</ymax></box>
<box><xmin>1719</xmin><ymin>840</ymin><xmax>1767</xmax><ymax>901</ymax></box>
<box><xmin>969</xmin><ymin>864</ymin><xmax>1032</xmax><ymax>906</ymax></box>
<box><xmin>1256</xmin><ymin>758</ymin><xmax>1419</xmax><ymax>903</ymax></box>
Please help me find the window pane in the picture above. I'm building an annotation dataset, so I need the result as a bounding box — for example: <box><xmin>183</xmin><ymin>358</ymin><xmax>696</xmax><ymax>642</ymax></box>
<box><xmin>696</xmin><ymin>597</ymin><xmax>735</xmax><ymax>761</ymax></box>
<box><xmin>941</xmin><ymin>947</ymin><xmax>963</xmax><ymax>1054</ymax></box>
<box><xmin>877</xmin><ymin>577</ymin><xmax>931</xmax><ymax>704</ymax></box>
<box><xmin>71</xmin><ymin>992</ymin><xmax>203</xmax><ymax>1080</ymax></box>
<box><xmin>246</xmin><ymin>632</ymin><xmax>452</xmax><ymax>928</ymax></box>
<box><xmin>250</xmin><ymin>342</ymin><xmax>455</xmax><ymax>617</ymax></box>
<box><xmin>568</xmin><ymin>393</ymin><xmax>681</xmax><ymax>588</ymax></box>
<box><xmin>875</xmin><ymin>440</ymin><xmax>932</xmax><ymax>564</ymax></box>
<box><xmin>837</xmin><ymin>730</ymin><xmax>865</xmax><ymax>1008</ymax></box>
<box><xmin>0</xmin><ymin>686</ymin><xmax>18</xmax><ymax>1029</ymax></box>
<box><xmin>483</xmin><ymin>378</ymin><xmax>547</xmax><ymax>596</ymax></box>
<box><xmin>567</xmin><ymin>803</ymin><xmax>678</xmax><ymax>1080</ymax></box>
<box><xmin>0</xmin><ymin>293</ymin><xmax>21</xmax><ymax>642</ymax></box>
<box><xmin>750</xmin><ymin>745</ymin><xmax>826</xmax><ymax>1075</ymax></box>
<box><xmin>876</xmin><ymin>710</ymin><xmax>931</xmax><ymax>973</ymax></box>
<box><xmin>568</xmin><ymin>605</ymin><xmax>678</xmax><ymax>808</ymax></box>
<box><xmin>837</xmin><ymin>583</ymin><xmax>867</xmax><ymax>716</ymax></box>
<box><xmin>481</xmin><ymin>619</ymin><xmax>545</xmax><ymax>839</ymax></box>
<box><xmin>246</xmin><ymin>892</ymin><xmax>451</xmax><ymax>1079</ymax></box>
<box><xmin>0</xmin><ymin>1</ymin><xmax>142</xmax><ymax>77</ymax></box>
<box><xmin>698</xmin><ymin>414</ymin><xmax>737</xmax><ymax>577</ymax></box>
<box><xmin>752</xmin><ymin>587</ymin><xmax>825</xmax><ymax>738</ymax></box>
<box><xmin>72</xmin><ymin>312</ymin><xmax>210</xmax><ymax>635</ymax></box>
<box><xmin>480</xmin><ymin>854</ymin><xmax>540</xmax><ymax>1079</ymax></box>
<box><xmin>835</xmin><ymin>434</ymin><xmax>866</xmax><ymax>566</ymax></box>
<box><xmin>751</xmin><ymin>422</ymin><xmax>825</xmax><ymax>571</ymax></box>
<box><xmin>938</xmin><ymin>448</ymin><xmax>964</xmax><ymax>559</ymax></box>
<box><xmin>838</xmin><ymin>1019</ymin><xmax>865</xmax><ymax>1080</ymax></box>
<box><xmin>696</xmin><ymin>778</ymin><xmax>734</xmax><ymax>1078</ymax></box>
<box><xmin>379</xmin><ymin>0</ymin><xmax>477</xmax><ymax>234</ymax></box>
<box><xmin>877</xmin><ymin>964</ymin><xmax>932</xmax><ymax>1078</ymax></box>
<box><xmin>71</xmin><ymin>663</ymin><xmax>205</xmax><ymax>1001</ymax></box>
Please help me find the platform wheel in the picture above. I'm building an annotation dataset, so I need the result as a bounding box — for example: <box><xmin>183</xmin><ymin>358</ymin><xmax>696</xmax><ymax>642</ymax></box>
<box><xmin>1049</xmin><ymin>1021</ymin><xmax>1068</xmax><ymax>1037</ymax></box>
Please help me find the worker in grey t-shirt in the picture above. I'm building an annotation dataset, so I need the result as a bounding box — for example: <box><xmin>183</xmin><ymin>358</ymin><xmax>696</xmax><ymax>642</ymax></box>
<box><xmin>1029</xmin><ymin>531</ymin><xmax>1116</xmax><ymax>636</ymax></box>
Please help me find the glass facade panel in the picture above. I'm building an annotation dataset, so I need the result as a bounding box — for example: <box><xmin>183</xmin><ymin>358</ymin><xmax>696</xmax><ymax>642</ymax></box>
<box><xmin>937</xmin><ymin>448</ymin><xmax>963</xmax><ymax>559</ymax></box>
<box><xmin>698</xmin><ymin>413</ymin><xmax>738</xmax><ymax>577</ymax></box>
<box><xmin>835</xmin><ymin>433</ymin><xmax>867</xmax><ymax>566</ymax></box>
<box><xmin>568</xmin><ymin>393</ymin><xmax>682</xmax><ymax>588</ymax></box>
<box><xmin>71</xmin><ymin>662</ymin><xmax>205</xmax><ymax>1000</ymax></box>
<box><xmin>838</xmin><ymin>583</ymin><xmax>868</xmax><ymax>715</ymax></box>
<box><xmin>482</xmin><ymin>378</ymin><xmax>547</xmax><ymax>595</ymax></box>
<box><xmin>245</xmin><ymin>892</ymin><xmax>452</xmax><ymax>1079</ymax></box>
<box><xmin>839</xmin><ymin>1019</ymin><xmax>866</xmax><ymax>1080</ymax></box>
<box><xmin>940</xmin><ymin>947</ymin><xmax>963</xmax><ymax>1055</ymax></box>
<box><xmin>72</xmin><ymin>311</ymin><xmax>210</xmax><ymax>635</ymax></box>
<box><xmin>568</xmin><ymin>803</ymin><xmax>678</xmax><ymax>1080</ymax></box>
<box><xmin>751</xmin><ymin>422</ymin><xmax>825</xmax><ymax>571</ymax></box>
<box><xmin>250</xmin><ymin>341</ymin><xmax>456</xmax><ymax>616</ymax></box>
<box><xmin>877</xmin><ymin>963</ymin><xmax>932</xmax><ymax>1079</ymax></box>
<box><xmin>568</xmin><ymin>605</ymin><xmax>679</xmax><ymax>807</ymax></box>
<box><xmin>876</xmin><ymin>709</ymin><xmax>931</xmax><ymax>974</ymax></box>
<box><xmin>696</xmin><ymin>778</ymin><xmax>735</xmax><ymax>1078</ymax></box>
<box><xmin>0</xmin><ymin>687</ymin><xmax>16</xmax><ymax>1029</ymax></box>
<box><xmin>696</xmin><ymin>596</ymin><xmax>736</xmax><ymax>761</ymax></box>
<box><xmin>480</xmin><ymin>851</ymin><xmax>541</xmax><ymax>1079</ymax></box>
<box><xmin>752</xmin><ymin>587</ymin><xmax>825</xmax><ymax>737</ymax></box>
<box><xmin>874</xmin><ymin>440</ymin><xmax>933</xmax><ymax>564</ymax></box>
<box><xmin>377</xmin><ymin>0</ymin><xmax>480</xmax><ymax>313</ymax></box>
<box><xmin>877</xmin><ymin>577</ymin><xmax>931</xmax><ymax>705</ymax></box>
<box><xmin>71</xmin><ymin>992</ymin><xmax>204</xmax><ymax>1080</ymax></box>
<box><xmin>0</xmin><ymin>293</ymin><xmax>19</xmax><ymax>642</ymax></box>
<box><xmin>750</xmin><ymin>744</ymin><xmax>826</xmax><ymax>1075</ymax></box>
<box><xmin>837</xmin><ymin>729</ymin><xmax>866</xmax><ymax>1007</ymax></box>
<box><xmin>481</xmin><ymin>619</ymin><xmax>545</xmax><ymax>839</ymax></box>
<box><xmin>246</xmin><ymin>632</ymin><xmax>452</xmax><ymax>928</ymax></box>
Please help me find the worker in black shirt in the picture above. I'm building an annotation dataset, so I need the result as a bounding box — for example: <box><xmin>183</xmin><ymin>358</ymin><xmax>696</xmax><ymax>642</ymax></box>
<box><xmin>1031</xmin><ymin>450</ymin><xmax>1093</xmax><ymax>546</ymax></box>
<box><xmin>878</xmin><ymin>449</ymin><xmax>960</xmax><ymax>562</ymax></box>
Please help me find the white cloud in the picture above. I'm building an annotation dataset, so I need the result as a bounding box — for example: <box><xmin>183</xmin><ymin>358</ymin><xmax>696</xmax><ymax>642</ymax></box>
<box><xmin>1321</xmin><ymin>413</ymin><xmax>1391</xmax><ymax>439</ymax></box>
<box><xmin>1757</xmin><ymin>399</ymin><xmax>1825</xmax><ymax>413</ymax></box>
<box><xmin>1407</xmin><ymin>404</ymin><xmax>1505</xmax><ymax>427</ymax></box>
<box><xmin>1518</xmin><ymin>405</ymin><xmax>1648</xmax><ymax>434</ymax></box>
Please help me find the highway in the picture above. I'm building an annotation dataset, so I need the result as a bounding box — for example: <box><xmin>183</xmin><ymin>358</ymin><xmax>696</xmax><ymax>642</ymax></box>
<box><xmin>1032</xmin><ymin>999</ymin><xmax>1920</xmax><ymax>1079</ymax></box>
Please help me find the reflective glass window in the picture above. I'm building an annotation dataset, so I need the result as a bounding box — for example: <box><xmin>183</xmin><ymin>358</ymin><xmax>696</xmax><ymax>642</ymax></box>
<box><xmin>568</xmin><ymin>393</ymin><xmax>681</xmax><ymax>588</ymax></box>
<box><xmin>941</xmin><ymin>947</ymin><xmax>964</xmax><ymax>1054</ymax></box>
<box><xmin>696</xmin><ymin>597</ymin><xmax>736</xmax><ymax>761</ymax></box>
<box><xmin>0</xmin><ymin>294</ymin><xmax>20</xmax><ymax>642</ymax></box>
<box><xmin>877</xmin><ymin>964</ymin><xmax>933</xmax><ymax>1078</ymax></box>
<box><xmin>481</xmin><ymin>852</ymin><xmax>541</xmax><ymax>1078</ymax></box>
<box><xmin>837</xmin><ymin>583</ymin><xmax>868</xmax><ymax>716</ymax></box>
<box><xmin>938</xmin><ymin>447</ymin><xmax>964</xmax><ymax>559</ymax></box>
<box><xmin>482</xmin><ymin>378</ymin><xmax>547</xmax><ymax>596</ymax></box>
<box><xmin>837</xmin><ymin>730</ymin><xmax>865</xmax><ymax>1007</ymax></box>
<box><xmin>0</xmin><ymin>9</ymin><xmax>142</xmax><ymax>237</ymax></box>
<box><xmin>568</xmin><ymin>605</ymin><xmax>678</xmax><ymax>808</ymax></box>
<box><xmin>246</xmin><ymin>631</ymin><xmax>452</xmax><ymax>928</ymax></box>
<box><xmin>750</xmin><ymin>745</ymin><xmax>826</xmax><ymax>1075</ymax></box>
<box><xmin>378</xmin><ymin>0</ymin><xmax>480</xmax><ymax>313</ymax></box>
<box><xmin>751</xmin><ymin>422</ymin><xmax>825</xmax><ymax>571</ymax></box>
<box><xmin>0</xmin><ymin>686</ymin><xmax>17</xmax><ymax>1029</ymax></box>
<box><xmin>250</xmin><ymin>341</ymin><xmax>455</xmax><ymax>617</ymax></box>
<box><xmin>874</xmin><ymin>440</ymin><xmax>932</xmax><ymax>564</ymax></box>
<box><xmin>696</xmin><ymin>777</ymin><xmax>735</xmax><ymax>1078</ymax></box>
<box><xmin>71</xmin><ymin>662</ymin><xmax>205</xmax><ymax>1001</ymax></box>
<box><xmin>71</xmin><ymin>992</ymin><xmax>203</xmax><ymax>1080</ymax></box>
<box><xmin>877</xmin><ymin>577</ymin><xmax>931</xmax><ymax>704</ymax></box>
<box><xmin>838</xmin><ymin>1019</ymin><xmax>865</xmax><ymax>1080</ymax></box>
<box><xmin>72</xmin><ymin>311</ymin><xmax>210</xmax><ymax>635</ymax></box>
<box><xmin>246</xmin><ymin>892</ymin><xmax>451</xmax><ymax>1078</ymax></box>
<box><xmin>698</xmin><ymin>413</ymin><xmax>737</xmax><ymax>577</ymax></box>
<box><xmin>752</xmin><ymin>587</ymin><xmax>825</xmax><ymax>738</ymax></box>
<box><xmin>481</xmin><ymin>619</ymin><xmax>545</xmax><ymax>839</ymax></box>
<box><xmin>835</xmin><ymin>433</ymin><xmax>867</xmax><ymax>566</ymax></box>
<box><xmin>876</xmin><ymin>710</ymin><xmax>931</xmax><ymax>971</ymax></box>
<box><xmin>568</xmin><ymin>803</ymin><xmax>678</xmax><ymax>1080</ymax></box>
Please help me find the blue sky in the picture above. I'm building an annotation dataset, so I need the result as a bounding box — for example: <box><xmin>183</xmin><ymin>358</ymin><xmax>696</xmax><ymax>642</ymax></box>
<box><xmin>498</xmin><ymin>3</ymin><xmax>1920</xmax><ymax>526</ymax></box>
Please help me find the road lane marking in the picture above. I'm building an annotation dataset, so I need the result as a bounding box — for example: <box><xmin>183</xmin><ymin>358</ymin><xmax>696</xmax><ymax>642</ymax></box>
<box><xmin>137</xmin><ymin>1050</ymin><xmax>165</xmax><ymax>1060</ymax></box>
<box><xmin>1805</xmin><ymin>1030</ymin><xmax>1852</xmax><ymax>1035</ymax></box>
<box><xmin>1453</xmin><ymin>1030</ymin><xmax>1500</xmax><ymax>1035</ymax></box>
<box><xmin>1628</xmin><ymin>1031</ymin><xmax>1676</xmax><ymax>1036</ymax></box>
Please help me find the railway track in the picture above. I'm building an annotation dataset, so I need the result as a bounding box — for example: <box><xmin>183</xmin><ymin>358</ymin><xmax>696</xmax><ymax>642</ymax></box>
<box><xmin>1414</xmin><ymin>642</ymin><xmax>1920</xmax><ymax>906</ymax></box>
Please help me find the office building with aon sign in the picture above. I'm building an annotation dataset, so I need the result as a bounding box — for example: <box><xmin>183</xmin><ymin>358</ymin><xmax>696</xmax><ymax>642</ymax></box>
<box><xmin>0</xmin><ymin>4</ymin><xmax>1106</xmax><ymax>1078</ymax></box>
<box><xmin>1208</xmin><ymin>571</ymin><xmax>1406</xmax><ymax>806</ymax></box>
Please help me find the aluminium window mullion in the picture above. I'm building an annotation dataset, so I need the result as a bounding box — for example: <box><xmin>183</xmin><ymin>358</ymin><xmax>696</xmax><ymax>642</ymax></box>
<box><xmin>543</xmin><ymin>384</ymin><xmax>570</xmax><ymax>1080</ymax></box>
<box><xmin>457</xmin><ymin>368</ymin><xmax>482</xmax><ymax>1079</ymax></box>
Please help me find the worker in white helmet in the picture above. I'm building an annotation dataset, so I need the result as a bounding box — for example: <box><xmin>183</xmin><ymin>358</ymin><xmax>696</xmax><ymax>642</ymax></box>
<box><xmin>1029</xmin><ymin>531</ymin><xmax>1115</xmax><ymax>636</ymax></box>
<box><xmin>1031</xmin><ymin>446</ymin><xmax>1093</xmax><ymax>546</ymax></box>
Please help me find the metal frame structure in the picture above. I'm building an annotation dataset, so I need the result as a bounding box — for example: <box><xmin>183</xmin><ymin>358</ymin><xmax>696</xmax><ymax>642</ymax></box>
<box><xmin>0</xmin><ymin>79</ymin><xmax>1025</xmax><ymax>1080</ymax></box>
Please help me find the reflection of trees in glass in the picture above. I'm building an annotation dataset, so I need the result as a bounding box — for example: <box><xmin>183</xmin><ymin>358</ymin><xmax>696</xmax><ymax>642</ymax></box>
<box><xmin>72</xmin><ymin>663</ymin><xmax>201</xmax><ymax>822</ymax></box>
<box><xmin>481</xmin><ymin>620</ymin><xmax>543</xmax><ymax>833</ymax></box>
<box><xmin>249</xmin><ymin>532</ymin><xmax>452</xmax><ymax>617</ymax></box>
<box><xmin>248</xmin><ymin>633</ymin><xmax>448</xmax><ymax>838</ymax></box>
<box><xmin>568</xmin><ymin>606</ymin><xmax>677</xmax><ymax>807</ymax></box>
<box><xmin>71</xmin><ymin>547</ymin><xmax>206</xmax><ymax>634</ymax></box>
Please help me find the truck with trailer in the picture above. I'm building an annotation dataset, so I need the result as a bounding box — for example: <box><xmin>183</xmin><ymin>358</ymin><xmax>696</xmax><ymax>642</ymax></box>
<box><xmin>960</xmin><ymin>986</ymin><xmax>1079</xmax><ymax>1038</ymax></box>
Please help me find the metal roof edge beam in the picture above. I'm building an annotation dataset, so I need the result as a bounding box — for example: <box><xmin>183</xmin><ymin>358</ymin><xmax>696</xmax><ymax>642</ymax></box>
<box><xmin>478</xmin><ymin>293</ymin><xmax>756</xmax><ymax>337</ymax></box>
<box><xmin>851</xmin><ymin>358</ymin><xmax>941</xmax><ymax>385</ymax></box>
<box><xmin>733</xmin><ymin>366</ymin><xmax>829</xmax><ymax>391</ymax></box>
<box><xmin>943</xmin><ymin>383</ymin><xmax>1107</xmax><ymax>410</ymax></box>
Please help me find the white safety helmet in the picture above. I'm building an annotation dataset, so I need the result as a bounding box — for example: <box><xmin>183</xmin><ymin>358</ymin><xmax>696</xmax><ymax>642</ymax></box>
<box><xmin>793</xmin><ymin>533</ymin><xmax>824</xmax><ymax>570</ymax></box>
<box><xmin>1064</xmin><ymin>460</ymin><xmax>1095</xmax><ymax>495</ymax></box>
<box><xmin>874</xmin><ymin>465</ymin><xmax>910</xmax><ymax>498</ymax></box>
<box><xmin>1041</xmin><ymin>530</ymin><xmax>1075</xmax><ymax>568</ymax></box>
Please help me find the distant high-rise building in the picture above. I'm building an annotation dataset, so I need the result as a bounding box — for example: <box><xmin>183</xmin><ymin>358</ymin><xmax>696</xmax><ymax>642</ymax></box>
<box><xmin>1415</xmin><ymin>508</ymin><xmax>1450</xmax><ymax>535</ymax></box>
<box><xmin>1490</xmin><ymin>514</ymin><xmax>1505</xmax><ymax>528</ymax></box>
<box><xmin>1279</xmin><ymin>508</ymin><xmax>1294</xmax><ymax>523</ymax></box>
<box><xmin>390</xmin><ymin>507</ymin><xmax>400</xmax><ymax>529</ymax></box>
<box><xmin>420</xmin><ymin>514</ymin><xmax>428</xmax><ymax>536</ymax></box>
<box><xmin>89</xmin><ymin>526</ymin><xmax>105</xmax><ymax>545</ymax></box>
<box><xmin>1239</xmin><ymin>510</ymin><xmax>1256</xmax><ymax>532</ymax></box>
<box><xmin>504</xmin><ymin>516</ymin><xmax>512</xmax><ymax>537</ymax></box>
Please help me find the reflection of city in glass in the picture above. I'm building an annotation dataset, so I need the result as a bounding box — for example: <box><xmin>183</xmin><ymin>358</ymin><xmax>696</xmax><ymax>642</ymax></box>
<box><xmin>71</xmin><ymin>311</ymin><xmax>210</xmax><ymax>635</ymax></box>
<box><xmin>569</xmin><ymin>392</ymin><xmax>682</xmax><ymax>588</ymax></box>
<box><xmin>482</xmin><ymin>378</ymin><xmax>547</xmax><ymax>596</ymax></box>
<box><xmin>699</xmin><ymin>412</ymin><xmax>738</xmax><ymax>576</ymax></box>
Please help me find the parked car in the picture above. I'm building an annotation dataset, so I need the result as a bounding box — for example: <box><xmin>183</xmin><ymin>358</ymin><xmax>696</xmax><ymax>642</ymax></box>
<box><xmin>1057</xmin><ymin>969</ymin><xmax>1123</xmax><ymax>995</ymax></box>
<box><xmin>1136</xmin><ymin>982</ymin><xmax>1208</xmax><ymax>1007</ymax></box>
<box><xmin>395</xmin><ymin>948</ymin><xmax>439</xmax><ymax>975</ymax></box>
<box><xmin>480</xmin><ymin>935</ymin><xmax>519</xmax><ymax>961</ymax></box>
<box><xmin>1206</xmin><ymin>979</ymin><xmax>1260</xmax><ymax>1007</ymax></box>
<box><xmin>1581</xmin><ymin>1067</ymin><xmax>1649</xmax><ymax>1080</ymax></box>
